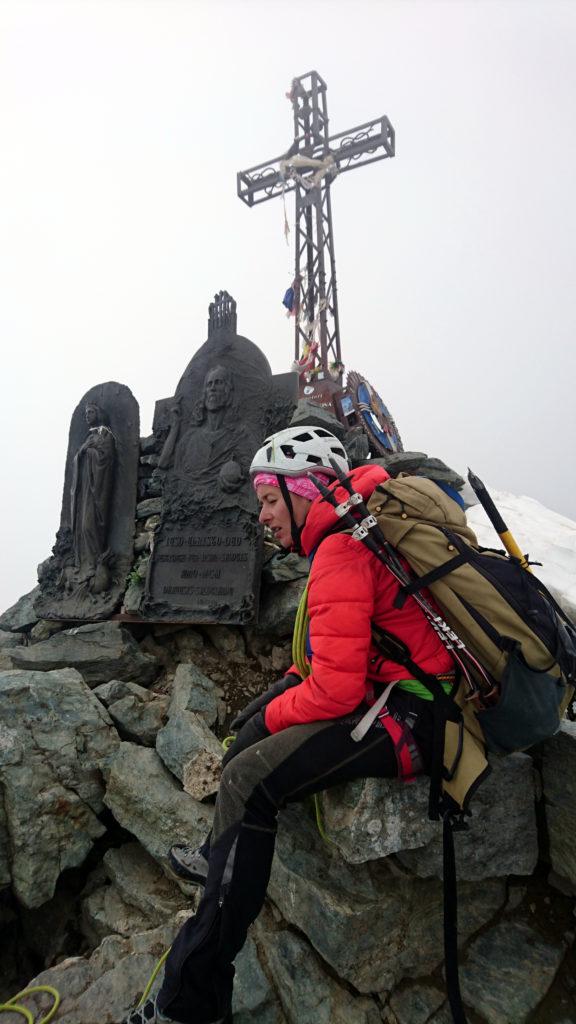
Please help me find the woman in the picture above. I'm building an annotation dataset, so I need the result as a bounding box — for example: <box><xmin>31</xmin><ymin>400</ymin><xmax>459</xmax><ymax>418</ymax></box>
<box><xmin>125</xmin><ymin>427</ymin><xmax>454</xmax><ymax>1024</ymax></box>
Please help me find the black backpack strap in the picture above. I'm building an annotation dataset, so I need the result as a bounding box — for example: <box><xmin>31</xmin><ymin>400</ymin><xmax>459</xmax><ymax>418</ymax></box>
<box><xmin>394</xmin><ymin>553</ymin><xmax>470</xmax><ymax>608</ymax></box>
<box><xmin>443</xmin><ymin>810</ymin><xmax>470</xmax><ymax>1024</ymax></box>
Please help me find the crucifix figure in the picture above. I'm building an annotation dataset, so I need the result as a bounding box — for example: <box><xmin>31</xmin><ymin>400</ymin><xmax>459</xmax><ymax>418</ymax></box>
<box><xmin>237</xmin><ymin>71</ymin><xmax>394</xmax><ymax>388</ymax></box>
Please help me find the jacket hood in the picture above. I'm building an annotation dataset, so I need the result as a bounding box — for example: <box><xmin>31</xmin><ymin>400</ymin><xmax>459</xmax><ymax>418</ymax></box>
<box><xmin>300</xmin><ymin>463</ymin><xmax>390</xmax><ymax>556</ymax></box>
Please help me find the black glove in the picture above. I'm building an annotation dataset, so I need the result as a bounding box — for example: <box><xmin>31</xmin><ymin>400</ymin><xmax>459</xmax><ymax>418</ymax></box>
<box><xmin>222</xmin><ymin>710</ymin><xmax>270</xmax><ymax>768</ymax></box>
<box><xmin>230</xmin><ymin>673</ymin><xmax>301</xmax><ymax>732</ymax></box>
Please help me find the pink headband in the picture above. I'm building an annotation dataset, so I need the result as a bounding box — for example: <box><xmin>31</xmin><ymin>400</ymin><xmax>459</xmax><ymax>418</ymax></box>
<box><xmin>253</xmin><ymin>471</ymin><xmax>331</xmax><ymax>502</ymax></box>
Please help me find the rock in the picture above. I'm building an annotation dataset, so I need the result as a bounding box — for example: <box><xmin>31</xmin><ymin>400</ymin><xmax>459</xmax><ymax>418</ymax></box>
<box><xmin>29</xmin><ymin>619</ymin><xmax>66</xmax><ymax>643</ymax></box>
<box><xmin>320</xmin><ymin>775</ymin><xmax>437</xmax><ymax>863</ymax></box>
<box><xmin>81</xmin><ymin>882</ymin><xmax>153</xmax><ymax>946</ymax></box>
<box><xmin>395</xmin><ymin>754</ymin><xmax>538</xmax><ymax>880</ymax></box>
<box><xmin>0</xmin><ymin>586</ymin><xmax>39</xmax><ymax>632</ymax></box>
<box><xmin>258</xmin><ymin>579</ymin><xmax>307</xmax><ymax>639</ymax></box>
<box><xmin>136</xmin><ymin>497</ymin><xmax>163</xmax><ymax>519</ymax></box>
<box><xmin>321</xmin><ymin>755</ymin><xmax>537</xmax><ymax>880</ymax></box>
<box><xmin>140</xmin><ymin>454</ymin><xmax>159</xmax><ymax>467</ymax></box>
<box><xmin>144</xmin><ymin>514</ymin><xmax>161</xmax><ymax>531</ymax></box>
<box><xmin>168</xmin><ymin>662</ymin><xmax>220</xmax><ymax>728</ymax></box>
<box><xmin>183</xmin><ymin>749</ymin><xmax>222</xmax><ymax>800</ymax></box>
<box><xmin>140</xmin><ymin>433</ymin><xmax>159</xmax><ymax>456</ymax></box>
<box><xmin>122</xmin><ymin>579</ymin><xmax>144</xmax><ymax>614</ymax></box>
<box><xmin>9</xmin><ymin>622</ymin><xmax>159</xmax><ymax>687</ymax></box>
<box><xmin>170</xmin><ymin>628</ymin><xmax>205</xmax><ymax>657</ymax></box>
<box><xmin>108</xmin><ymin>692</ymin><xmax>169</xmax><ymax>746</ymax></box>
<box><xmin>0</xmin><ymin>668</ymin><xmax>119</xmax><ymax>908</ymax></box>
<box><xmin>134</xmin><ymin>532</ymin><xmax>152</xmax><ymax>554</ymax></box>
<box><xmin>258</xmin><ymin>917</ymin><xmax>382</xmax><ymax>1024</ymax></box>
<box><xmin>103</xmin><ymin>843</ymin><xmax>190</xmax><ymax>924</ymax></box>
<box><xmin>202</xmin><ymin>624</ymin><xmax>246</xmax><ymax>663</ymax></box>
<box><xmin>93</xmin><ymin>679</ymin><xmax>155</xmax><ymax>708</ymax></box>
<box><xmin>262</xmin><ymin>551</ymin><xmax>310</xmax><ymax>584</ymax></box>
<box><xmin>267</xmin><ymin>809</ymin><xmax>505</xmax><ymax>992</ymax></box>
<box><xmin>459</xmin><ymin>920</ymin><xmax>565</xmax><ymax>1023</ymax></box>
<box><xmin>233</xmin><ymin>933</ymin><xmax>287</xmax><ymax>1024</ymax></box>
<box><xmin>104</xmin><ymin>743</ymin><xmax>213</xmax><ymax>871</ymax></box>
<box><xmin>543</xmin><ymin>722</ymin><xmax>576</xmax><ymax>890</ymax></box>
<box><xmin>389</xmin><ymin>983</ymin><xmax>445</xmax><ymax>1024</ymax></box>
<box><xmin>289</xmin><ymin>399</ymin><xmax>347</xmax><ymax>440</ymax></box>
<box><xmin>13</xmin><ymin>913</ymin><xmax>190</xmax><ymax>1024</ymax></box>
<box><xmin>156</xmin><ymin>710</ymin><xmax>222</xmax><ymax>784</ymax></box>
<box><xmin>343</xmin><ymin>427</ymin><xmax>370</xmax><ymax>464</ymax></box>
<box><xmin>0</xmin><ymin>631</ymin><xmax>25</xmax><ymax>649</ymax></box>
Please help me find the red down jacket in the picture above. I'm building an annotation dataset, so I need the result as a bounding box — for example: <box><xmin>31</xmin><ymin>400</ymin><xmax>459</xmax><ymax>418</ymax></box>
<box><xmin>264</xmin><ymin>464</ymin><xmax>454</xmax><ymax>733</ymax></box>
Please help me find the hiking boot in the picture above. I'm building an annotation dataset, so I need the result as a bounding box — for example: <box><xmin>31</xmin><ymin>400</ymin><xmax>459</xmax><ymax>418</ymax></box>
<box><xmin>168</xmin><ymin>843</ymin><xmax>210</xmax><ymax>885</ymax></box>
<box><xmin>123</xmin><ymin>996</ymin><xmax>232</xmax><ymax>1023</ymax></box>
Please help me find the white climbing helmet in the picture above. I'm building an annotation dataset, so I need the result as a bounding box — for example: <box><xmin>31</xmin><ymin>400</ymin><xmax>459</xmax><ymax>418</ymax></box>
<box><xmin>250</xmin><ymin>426</ymin><xmax>349</xmax><ymax>479</ymax></box>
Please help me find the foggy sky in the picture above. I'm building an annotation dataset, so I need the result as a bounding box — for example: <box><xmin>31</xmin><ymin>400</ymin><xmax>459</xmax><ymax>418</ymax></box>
<box><xmin>1</xmin><ymin>0</ymin><xmax>575</xmax><ymax>612</ymax></box>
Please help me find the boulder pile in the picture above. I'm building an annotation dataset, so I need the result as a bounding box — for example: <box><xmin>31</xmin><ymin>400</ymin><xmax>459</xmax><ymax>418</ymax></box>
<box><xmin>0</xmin><ymin>558</ymin><xmax>575</xmax><ymax>1024</ymax></box>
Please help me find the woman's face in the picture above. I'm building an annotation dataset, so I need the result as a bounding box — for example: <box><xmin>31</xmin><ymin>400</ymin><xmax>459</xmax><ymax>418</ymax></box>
<box><xmin>256</xmin><ymin>484</ymin><xmax>311</xmax><ymax>549</ymax></box>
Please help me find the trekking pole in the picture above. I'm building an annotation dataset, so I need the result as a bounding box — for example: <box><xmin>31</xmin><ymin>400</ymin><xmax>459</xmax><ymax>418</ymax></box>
<box><xmin>309</xmin><ymin>469</ymin><xmax>495</xmax><ymax>703</ymax></box>
<box><xmin>467</xmin><ymin>470</ymin><xmax>531</xmax><ymax>572</ymax></box>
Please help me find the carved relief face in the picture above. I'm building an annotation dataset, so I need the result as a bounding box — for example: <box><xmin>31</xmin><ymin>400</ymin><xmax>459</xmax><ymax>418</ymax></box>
<box><xmin>85</xmin><ymin>404</ymin><xmax>99</xmax><ymax>426</ymax></box>
<box><xmin>203</xmin><ymin>366</ymin><xmax>232</xmax><ymax>411</ymax></box>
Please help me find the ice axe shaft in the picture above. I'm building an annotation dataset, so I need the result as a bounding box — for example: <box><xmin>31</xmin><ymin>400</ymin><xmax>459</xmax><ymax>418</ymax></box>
<box><xmin>467</xmin><ymin>469</ymin><xmax>531</xmax><ymax>572</ymax></box>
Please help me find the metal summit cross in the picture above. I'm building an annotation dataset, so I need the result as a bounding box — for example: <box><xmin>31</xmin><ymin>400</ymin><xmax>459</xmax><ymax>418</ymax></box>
<box><xmin>237</xmin><ymin>71</ymin><xmax>394</xmax><ymax>384</ymax></box>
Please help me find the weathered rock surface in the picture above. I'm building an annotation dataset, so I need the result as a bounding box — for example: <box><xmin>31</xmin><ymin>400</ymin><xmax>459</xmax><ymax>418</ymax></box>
<box><xmin>107</xmin><ymin>692</ymin><xmax>169</xmax><ymax>746</ymax></box>
<box><xmin>259</xmin><ymin>918</ymin><xmax>381</xmax><ymax>1024</ymax></box>
<box><xmin>396</xmin><ymin>754</ymin><xmax>537</xmax><ymax>880</ymax></box>
<box><xmin>29</xmin><ymin>619</ymin><xmax>66</xmax><ymax>644</ymax></box>
<box><xmin>9</xmin><ymin>622</ymin><xmax>159</xmax><ymax>687</ymax></box>
<box><xmin>104</xmin><ymin>843</ymin><xmax>190</xmax><ymax>924</ymax></box>
<box><xmin>268</xmin><ymin>810</ymin><xmax>505</xmax><ymax>992</ymax></box>
<box><xmin>104</xmin><ymin>743</ymin><xmax>213</xmax><ymax>871</ymax></box>
<box><xmin>136</xmin><ymin>497</ymin><xmax>163</xmax><ymax>519</ymax></box>
<box><xmin>0</xmin><ymin>631</ymin><xmax>25</xmax><ymax>649</ymax></box>
<box><xmin>258</xmin><ymin>579</ymin><xmax>307</xmax><ymax>638</ymax></box>
<box><xmin>202</xmin><ymin>624</ymin><xmax>247</xmax><ymax>663</ymax></box>
<box><xmin>8</xmin><ymin>914</ymin><xmax>187</xmax><ymax>1024</ymax></box>
<box><xmin>543</xmin><ymin>721</ymin><xmax>576</xmax><ymax>890</ymax></box>
<box><xmin>459</xmin><ymin>919</ymin><xmax>566</xmax><ymax>1023</ymax></box>
<box><xmin>156</xmin><ymin>710</ymin><xmax>222</xmax><ymax>786</ymax></box>
<box><xmin>0</xmin><ymin>586</ymin><xmax>39</xmax><ymax>632</ymax></box>
<box><xmin>93</xmin><ymin>679</ymin><xmax>155</xmax><ymax>707</ymax></box>
<box><xmin>0</xmin><ymin>668</ymin><xmax>119</xmax><ymax>907</ymax></box>
<box><xmin>233</xmin><ymin>932</ymin><xmax>287</xmax><ymax>1024</ymax></box>
<box><xmin>183</xmin><ymin>749</ymin><xmax>222</xmax><ymax>801</ymax></box>
<box><xmin>388</xmin><ymin>982</ymin><xmax>445</xmax><ymax>1024</ymax></box>
<box><xmin>321</xmin><ymin>754</ymin><xmax>537</xmax><ymax>880</ymax></box>
<box><xmin>81</xmin><ymin>842</ymin><xmax>194</xmax><ymax>948</ymax></box>
<box><xmin>168</xmin><ymin>662</ymin><xmax>220</xmax><ymax>728</ymax></box>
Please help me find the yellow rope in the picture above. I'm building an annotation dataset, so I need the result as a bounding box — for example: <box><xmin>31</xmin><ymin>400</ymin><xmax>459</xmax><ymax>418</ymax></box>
<box><xmin>222</xmin><ymin>735</ymin><xmax>235</xmax><ymax>751</ymax></box>
<box><xmin>137</xmin><ymin>949</ymin><xmax>171</xmax><ymax>1008</ymax></box>
<box><xmin>0</xmin><ymin>985</ymin><xmax>60</xmax><ymax>1023</ymax></box>
<box><xmin>292</xmin><ymin>583</ymin><xmax>310</xmax><ymax>680</ymax></box>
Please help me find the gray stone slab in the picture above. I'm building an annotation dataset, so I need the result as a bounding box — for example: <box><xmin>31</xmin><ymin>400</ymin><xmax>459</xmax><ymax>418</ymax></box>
<box><xmin>9</xmin><ymin>622</ymin><xmax>159</xmax><ymax>687</ymax></box>
<box><xmin>0</xmin><ymin>586</ymin><xmax>39</xmax><ymax>632</ymax></box>
<box><xmin>395</xmin><ymin>754</ymin><xmax>538</xmax><ymax>880</ymax></box>
<box><xmin>268</xmin><ymin>809</ymin><xmax>505</xmax><ymax>992</ymax></box>
<box><xmin>168</xmin><ymin>661</ymin><xmax>220</xmax><ymax>727</ymax></box>
<box><xmin>0</xmin><ymin>667</ymin><xmax>119</xmax><ymax>907</ymax></box>
<box><xmin>257</xmin><ymin>579</ymin><xmax>307</xmax><ymax>639</ymax></box>
<box><xmin>459</xmin><ymin>920</ymin><xmax>565</xmax><ymax>1024</ymax></box>
<box><xmin>107</xmin><ymin>692</ymin><xmax>169</xmax><ymax>746</ymax></box>
<box><xmin>156</xmin><ymin>710</ymin><xmax>222</xmax><ymax>783</ymax></box>
<box><xmin>104</xmin><ymin>743</ymin><xmax>213</xmax><ymax>872</ymax></box>
<box><xmin>543</xmin><ymin>721</ymin><xmax>576</xmax><ymax>890</ymax></box>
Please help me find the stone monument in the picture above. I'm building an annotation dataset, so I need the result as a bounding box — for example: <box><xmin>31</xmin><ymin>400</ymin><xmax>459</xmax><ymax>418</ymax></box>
<box><xmin>35</xmin><ymin>382</ymin><xmax>140</xmax><ymax>621</ymax></box>
<box><xmin>144</xmin><ymin>291</ymin><xmax>297</xmax><ymax>624</ymax></box>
